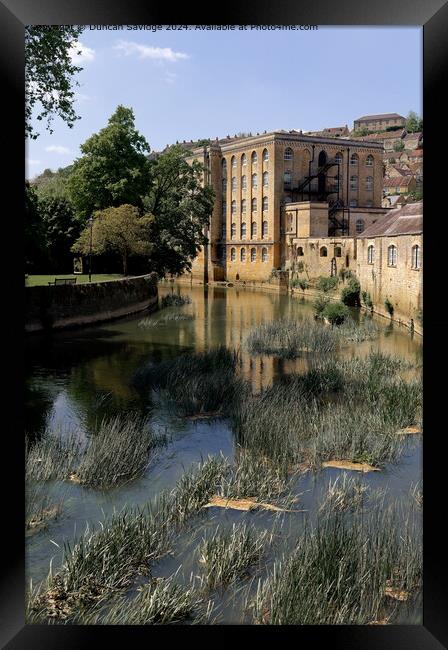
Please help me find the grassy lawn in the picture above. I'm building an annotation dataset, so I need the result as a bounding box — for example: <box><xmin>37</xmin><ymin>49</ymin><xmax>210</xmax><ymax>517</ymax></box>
<box><xmin>25</xmin><ymin>274</ymin><xmax>125</xmax><ymax>287</ymax></box>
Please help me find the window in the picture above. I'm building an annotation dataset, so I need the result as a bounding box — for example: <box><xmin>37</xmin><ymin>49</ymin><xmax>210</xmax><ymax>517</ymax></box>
<box><xmin>388</xmin><ymin>245</ymin><xmax>397</xmax><ymax>267</ymax></box>
<box><xmin>230</xmin><ymin>248</ymin><xmax>236</xmax><ymax>261</ymax></box>
<box><xmin>411</xmin><ymin>244</ymin><xmax>421</xmax><ymax>269</ymax></box>
<box><xmin>263</xmin><ymin>171</ymin><xmax>269</xmax><ymax>187</ymax></box>
<box><xmin>241</xmin><ymin>199</ymin><xmax>247</xmax><ymax>214</ymax></box>
<box><xmin>350</xmin><ymin>175</ymin><xmax>358</xmax><ymax>190</ymax></box>
<box><xmin>221</xmin><ymin>201</ymin><xmax>226</xmax><ymax>217</ymax></box>
<box><xmin>365</xmin><ymin>176</ymin><xmax>373</xmax><ymax>191</ymax></box>
<box><xmin>231</xmin><ymin>177</ymin><xmax>237</xmax><ymax>191</ymax></box>
<box><xmin>222</xmin><ymin>178</ymin><xmax>227</xmax><ymax>193</ymax></box>
<box><xmin>335</xmin><ymin>153</ymin><xmax>343</xmax><ymax>166</ymax></box>
<box><xmin>284</xmin><ymin>147</ymin><xmax>293</xmax><ymax>161</ymax></box>
<box><xmin>367</xmin><ymin>245</ymin><xmax>375</xmax><ymax>264</ymax></box>
<box><xmin>240</xmin><ymin>248</ymin><xmax>246</xmax><ymax>262</ymax></box>
<box><xmin>366</xmin><ymin>200</ymin><xmax>373</xmax><ymax>208</ymax></box>
<box><xmin>262</xmin><ymin>221</ymin><xmax>268</xmax><ymax>238</ymax></box>
<box><xmin>252</xmin><ymin>173</ymin><xmax>258</xmax><ymax>189</ymax></box>
<box><xmin>222</xmin><ymin>225</ymin><xmax>226</xmax><ymax>240</ymax></box>
<box><xmin>262</xmin><ymin>148</ymin><xmax>269</xmax><ymax>162</ymax></box>
<box><xmin>284</xmin><ymin>171</ymin><xmax>292</xmax><ymax>187</ymax></box>
<box><xmin>366</xmin><ymin>155</ymin><xmax>374</xmax><ymax>166</ymax></box>
<box><xmin>350</xmin><ymin>153</ymin><xmax>358</xmax><ymax>166</ymax></box>
<box><xmin>231</xmin><ymin>200</ymin><xmax>236</xmax><ymax>214</ymax></box>
<box><xmin>297</xmin><ymin>246</ymin><xmax>304</xmax><ymax>256</ymax></box>
<box><xmin>356</xmin><ymin>219</ymin><xmax>365</xmax><ymax>234</ymax></box>
<box><xmin>287</xmin><ymin>213</ymin><xmax>293</xmax><ymax>231</ymax></box>
<box><xmin>231</xmin><ymin>155</ymin><xmax>236</xmax><ymax>169</ymax></box>
<box><xmin>334</xmin><ymin>246</ymin><xmax>342</xmax><ymax>258</ymax></box>
<box><xmin>262</xmin><ymin>247</ymin><xmax>268</xmax><ymax>262</ymax></box>
<box><xmin>250</xmin><ymin>247</ymin><xmax>256</xmax><ymax>262</ymax></box>
<box><xmin>231</xmin><ymin>223</ymin><xmax>236</xmax><ymax>239</ymax></box>
<box><xmin>320</xmin><ymin>246</ymin><xmax>328</xmax><ymax>257</ymax></box>
<box><xmin>241</xmin><ymin>175</ymin><xmax>247</xmax><ymax>190</ymax></box>
<box><xmin>241</xmin><ymin>153</ymin><xmax>247</xmax><ymax>166</ymax></box>
<box><xmin>251</xmin><ymin>198</ymin><xmax>257</xmax><ymax>212</ymax></box>
<box><xmin>222</xmin><ymin>159</ymin><xmax>227</xmax><ymax>173</ymax></box>
<box><xmin>251</xmin><ymin>222</ymin><xmax>257</xmax><ymax>238</ymax></box>
<box><xmin>262</xmin><ymin>196</ymin><xmax>268</xmax><ymax>212</ymax></box>
<box><xmin>251</xmin><ymin>151</ymin><xmax>258</xmax><ymax>165</ymax></box>
<box><xmin>241</xmin><ymin>222</ymin><xmax>247</xmax><ymax>239</ymax></box>
<box><xmin>350</xmin><ymin>199</ymin><xmax>358</xmax><ymax>208</ymax></box>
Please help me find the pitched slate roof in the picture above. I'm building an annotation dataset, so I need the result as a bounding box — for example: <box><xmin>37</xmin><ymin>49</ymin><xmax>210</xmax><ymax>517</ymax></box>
<box><xmin>359</xmin><ymin>202</ymin><xmax>423</xmax><ymax>237</ymax></box>
<box><xmin>356</xmin><ymin>113</ymin><xmax>405</xmax><ymax>122</ymax></box>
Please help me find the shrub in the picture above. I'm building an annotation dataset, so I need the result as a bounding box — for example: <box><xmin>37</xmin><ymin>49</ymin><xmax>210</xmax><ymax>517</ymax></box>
<box><xmin>385</xmin><ymin>297</ymin><xmax>394</xmax><ymax>317</ymax></box>
<box><xmin>312</xmin><ymin>293</ymin><xmax>330</xmax><ymax>318</ymax></box>
<box><xmin>291</xmin><ymin>278</ymin><xmax>309</xmax><ymax>291</ymax></box>
<box><xmin>322</xmin><ymin>301</ymin><xmax>350</xmax><ymax>326</ymax></box>
<box><xmin>361</xmin><ymin>291</ymin><xmax>373</xmax><ymax>310</ymax></box>
<box><xmin>316</xmin><ymin>276</ymin><xmax>338</xmax><ymax>292</ymax></box>
<box><xmin>341</xmin><ymin>278</ymin><xmax>360</xmax><ymax>307</ymax></box>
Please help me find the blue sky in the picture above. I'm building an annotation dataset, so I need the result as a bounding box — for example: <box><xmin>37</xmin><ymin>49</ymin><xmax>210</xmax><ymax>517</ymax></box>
<box><xmin>26</xmin><ymin>26</ymin><xmax>422</xmax><ymax>178</ymax></box>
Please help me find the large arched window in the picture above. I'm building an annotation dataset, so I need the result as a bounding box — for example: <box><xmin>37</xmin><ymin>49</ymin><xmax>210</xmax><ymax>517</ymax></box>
<box><xmin>356</xmin><ymin>219</ymin><xmax>365</xmax><ymax>234</ymax></box>
<box><xmin>250</xmin><ymin>247</ymin><xmax>257</xmax><ymax>262</ymax></box>
<box><xmin>263</xmin><ymin>171</ymin><xmax>269</xmax><ymax>187</ymax></box>
<box><xmin>262</xmin><ymin>196</ymin><xmax>268</xmax><ymax>211</ymax></box>
<box><xmin>252</xmin><ymin>173</ymin><xmax>258</xmax><ymax>189</ymax></box>
<box><xmin>231</xmin><ymin>155</ymin><xmax>237</xmax><ymax>169</ymax></box>
<box><xmin>284</xmin><ymin>147</ymin><xmax>293</xmax><ymax>161</ymax></box>
<box><xmin>365</xmin><ymin>176</ymin><xmax>373</xmax><ymax>191</ymax></box>
<box><xmin>251</xmin><ymin>151</ymin><xmax>258</xmax><ymax>165</ymax></box>
<box><xmin>222</xmin><ymin>178</ymin><xmax>227</xmax><ymax>193</ymax></box>
<box><xmin>241</xmin><ymin>222</ymin><xmax>247</xmax><ymax>239</ymax></box>
<box><xmin>366</xmin><ymin>155</ymin><xmax>374</xmax><ymax>167</ymax></box>
<box><xmin>334</xmin><ymin>246</ymin><xmax>342</xmax><ymax>258</ymax></box>
<box><xmin>242</xmin><ymin>175</ymin><xmax>247</xmax><ymax>190</ymax></box>
<box><xmin>230</xmin><ymin>247</ymin><xmax>236</xmax><ymax>261</ymax></box>
<box><xmin>261</xmin><ymin>247</ymin><xmax>268</xmax><ymax>262</ymax></box>
<box><xmin>320</xmin><ymin>246</ymin><xmax>328</xmax><ymax>257</ymax></box>
<box><xmin>251</xmin><ymin>198</ymin><xmax>257</xmax><ymax>213</ymax></box>
<box><xmin>241</xmin><ymin>153</ymin><xmax>247</xmax><ymax>167</ymax></box>
<box><xmin>241</xmin><ymin>199</ymin><xmax>247</xmax><ymax>214</ymax></box>
<box><xmin>231</xmin><ymin>176</ymin><xmax>237</xmax><ymax>191</ymax></box>
<box><xmin>350</xmin><ymin>153</ymin><xmax>359</xmax><ymax>166</ymax></box>
<box><xmin>388</xmin><ymin>245</ymin><xmax>397</xmax><ymax>267</ymax></box>
<box><xmin>411</xmin><ymin>244</ymin><xmax>421</xmax><ymax>269</ymax></box>
<box><xmin>262</xmin><ymin>221</ymin><xmax>268</xmax><ymax>238</ymax></box>
<box><xmin>350</xmin><ymin>175</ymin><xmax>358</xmax><ymax>190</ymax></box>
<box><xmin>231</xmin><ymin>200</ymin><xmax>236</xmax><ymax>214</ymax></box>
<box><xmin>367</xmin><ymin>245</ymin><xmax>375</xmax><ymax>264</ymax></box>
<box><xmin>251</xmin><ymin>222</ymin><xmax>257</xmax><ymax>238</ymax></box>
<box><xmin>231</xmin><ymin>223</ymin><xmax>236</xmax><ymax>239</ymax></box>
<box><xmin>262</xmin><ymin>148</ymin><xmax>269</xmax><ymax>162</ymax></box>
<box><xmin>240</xmin><ymin>248</ymin><xmax>246</xmax><ymax>262</ymax></box>
<box><xmin>284</xmin><ymin>171</ymin><xmax>292</xmax><ymax>187</ymax></box>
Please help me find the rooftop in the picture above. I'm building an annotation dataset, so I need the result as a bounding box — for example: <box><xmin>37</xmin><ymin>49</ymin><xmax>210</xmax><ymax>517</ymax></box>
<box><xmin>359</xmin><ymin>201</ymin><xmax>423</xmax><ymax>238</ymax></box>
<box><xmin>355</xmin><ymin>113</ymin><xmax>405</xmax><ymax>122</ymax></box>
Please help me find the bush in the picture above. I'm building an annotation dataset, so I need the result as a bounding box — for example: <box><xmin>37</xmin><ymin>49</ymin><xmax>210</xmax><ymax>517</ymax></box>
<box><xmin>291</xmin><ymin>278</ymin><xmax>309</xmax><ymax>291</ymax></box>
<box><xmin>160</xmin><ymin>293</ymin><xmax>192</xmax><ymax>309</ymax></box>
<box><xmin>341</xmin><ymin>278</ymin><xmax>360</xmax><ymax>307</ymax></box>
<box><xmin>316</xmin><ymin>276</ymin><xmax>338</xmax><ymax>292</ymax></box>
<box><xmin>322</xmin><ymin>301</ymin><xmax>350</xmax><ymax>326</ymax></box>
<box><xmin>384</xmin><ymin>297</ymin><xmax>394</xmax><ymax>316</ymax></box>
<box><xmin>361</xmin><ymin>291</ymin><xmax>373</xmax><ymax>310</ymax></box>
<box><xmin>313</xmin><ymin>293</ymin><xmax>330</xmax><ymax>318</ymax></box>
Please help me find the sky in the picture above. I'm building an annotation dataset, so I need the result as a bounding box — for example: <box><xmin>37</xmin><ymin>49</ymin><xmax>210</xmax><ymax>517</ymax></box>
<box><xmin>26</xmin><ymin>26</ymin><xmax>422</xmax><ymax>178</ymax></box>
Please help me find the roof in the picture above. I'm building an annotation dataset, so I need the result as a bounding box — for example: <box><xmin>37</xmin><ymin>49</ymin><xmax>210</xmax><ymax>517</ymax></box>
<box><xmin>384</xmin><ymin>176</ymin><xmax>416</xmax><ymax>187</ymax></box>
<box><xmin>355</xmin><ymin>113</ymin><xmax>405</xmax><ymax>122</ymax></box>
<box><xmin>352</xmin><ymin>130</ymin><xmax>405</xmax><ymax>143</ymax></box>
<box><xmin>403</xmin><ymin>131</ymin><xmax>422</xmax><ymax>141</ymax></box>
<box><xmin>408</xmin><ymin>148</ymin><xmax>423</xmax><ymax>158</ymax></box>
<box><xmin>359</xmin><ymin>201</ymin><xmax>423</xmax><ymax>237</ymax></box>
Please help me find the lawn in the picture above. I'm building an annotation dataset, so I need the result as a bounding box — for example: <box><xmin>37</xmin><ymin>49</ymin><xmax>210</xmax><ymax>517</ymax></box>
<box><xmin>25</xmin><ymin>274</ymin><xmax>125</xmax><ymax>287</ymax></box>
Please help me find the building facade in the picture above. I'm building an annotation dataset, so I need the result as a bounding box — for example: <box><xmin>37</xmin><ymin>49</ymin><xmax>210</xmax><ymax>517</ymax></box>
<box><xmin>353</xmin><ymin>113</ymin><xmax>406</xmax><ymax>132</ymax></box>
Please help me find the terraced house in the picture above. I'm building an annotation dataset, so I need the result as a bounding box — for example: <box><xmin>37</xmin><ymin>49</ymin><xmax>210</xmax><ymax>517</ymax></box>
<box><xmin>186</xmin><ymin>130</ymin><xmax>389</xmax><ymax>282</ymax></box>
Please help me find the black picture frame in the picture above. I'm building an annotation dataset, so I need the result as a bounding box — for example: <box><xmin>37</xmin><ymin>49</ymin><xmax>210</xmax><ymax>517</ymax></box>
<box><xmin>2</xmin><ymin>1</ymin><xmax>447</xmax><ymax>647</ymax></box>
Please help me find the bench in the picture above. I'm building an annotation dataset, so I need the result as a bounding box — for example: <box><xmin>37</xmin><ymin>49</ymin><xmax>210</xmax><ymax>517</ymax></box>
<box><xmin>48</xmin><ymin>278</ymin><xmax>77</xmax><ymax>286</ymax></box>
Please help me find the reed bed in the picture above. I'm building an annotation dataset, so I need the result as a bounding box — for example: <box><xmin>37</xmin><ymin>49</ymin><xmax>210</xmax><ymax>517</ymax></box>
<box><xmin>249</xmin><ymin>506</ymin><xmax>422</xmax><ymax>625</ymax></box>
<box><xmin>26</xmin><ymin>431</ymin><xmax>81</xmax><ymax>482</ymax></box>
<box><xmin>138</xmin><ymin>313</ymin><xmax>194</xmax><ymax>328</ymax></box>
<box><xmin>318</xmin><ymin>474</ymin><xmax>369</xmax><ymax>514</ymax></box>
<box><xmin>25</xmin><ymin>485</ymin><xmax>63</xmax><ymax>533</ymax></box>
<box><xmin>160</xmin><ymin>294</ymin><xmax>192</xmax><ymax>309</ymax></box>
<box><xmin>246</xmin><ymin>318</ymin><xmax>338</xmax><ymax>358</ymax></box>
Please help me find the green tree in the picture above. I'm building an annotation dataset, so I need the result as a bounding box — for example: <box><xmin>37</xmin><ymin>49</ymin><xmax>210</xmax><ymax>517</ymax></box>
<box><xmin>25</xmin><ymin>183</ymin><xmax>46</xmax><ymax>272</ymax></box>
<box><xmin>68</xmin><ymin>106</ymin><xmax>151</xmax><ymax>222</ymax></box>
<box><xmin>71</xmin><ymin>204</ymin><xmax>152</xmax><ymax>275</ymax></box>
<box><xmin>39</xmin><ymin>196</ymin><xmax>81</xmax><ymax>272</ymax></box>
<box><xmin>405</xmin><ymin>111</ymin><xmax>423</xmax><ymax>133</ymax></box>
<box><xmin>393</xmin><ymin>140</ymin><xmax>405</xmax><ymax>152</ymax></box>
<box><xmin>32</xmin><ymin>165</ymin><xmax>74</xmax><ymax>201</ymax></box>
<box><xmin>143</xmin><ymin>145</ymin><xmax>215</xmax><ymax>277</ymax></box>
<box><xmin>25</xmin><ymin>26</ymin><xmax>85</xmax><ymax>139</ymax></box>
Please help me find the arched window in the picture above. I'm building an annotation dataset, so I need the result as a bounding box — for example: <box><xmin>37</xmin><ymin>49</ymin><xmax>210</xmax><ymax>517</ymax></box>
<box><xmin>231</xmin><ymin>223</ymin><xmax>236</xmax><ymax>239</ymax></box>
<box><xmin>284</xmin><ymin>171</ymin><xmax>292</xmax><ymax>187</ymax></box>
<box><xmin>350</xmin><ymin>153</ymin><xmax>359</xmax><ymax>166</ymax></box>
<box><xmin>297</xmin><ymin>246</ymin><xmax>304</xmax><ymax>256</ymax></box>
<box><xmin>262</xmin><ymin>196</ymin><xmax>268</xmax><ymax>211</ymax></box>
<box><xmin>222</xmin><ymin>178</ymin><xmax>227</xmax><ymax>193</ymax></box>
<box><xmin>222</xmin><ymin>224</ymin><xmax>226</xmax><ymax>240</ymax></box>
<box><xmin>367</xmin><ymin>245</ymin><xmax>375</xmax><ymax>264</ymax></box>
<box><xmin>366</xmin><ymin>155</ymin><xmax>374</xmax><ymax>166</ymax></box>
<box><xmin>241</xmin><ymin>153</ymin><xmax>247</xmax><ymax>166</ymax></box>
<box><xmin>262</xmin><ymin>221</ymin><xmax>268</xmax><ymax>238</ymax></box>
<box><xmin>262</xmin><ymin>247</ymin><xmax>268</xmax><ymax>262</ymax></box>
<box><xmin>411</xmin><ymin>244</ymin><xmax>421</xmax><ymax>269</ymax></box>
<box><xmin>287</xmin><ymin>213</ymin><xmax>293</xmax><ymax>231</ymax></box>
<box><xmin>252</xmin><ymin>173</ymin><xmax>258</xmax><ymax>189</ymax></box>
<box><xmin>240</xmin><ymin>248</ymin><xmax>246</xmax><ymax>262</ymax></box>
<box><xmin>231</xmin><ymin>176</ymin><xmax>237</xmax><ymax>191</ymax></box>
<box><xmin>263</xmin><ymin>171</ymin><xmax>269</xmax><ymax>187</ymax></box>
<box><xmin>221</xmin><ymin>201</ymin><xmax>226</xmax><ymax>217</ymax></box>
<box><xmin>284</xmin><ymin>147</ymin><xmax>293</xmax><ymax>160</ymax></box>
<box><xmin>334</xmin><ymin>246</ymin><xmax>342</xmax><ymax>258</ymax></box>
<box><xmin>262</xmin><ymin>148</ymin><xmax>269</xmax><ymax>162</ymax></box>
<box><xmin>242</xmin><ymin>175</ymin><xmax>247</xmax><ymax>190</ymax></box>
<box><xmin>251</xmin><ymin>222</ymin><xmax>257</xmax><ymax>238</ymax></box>
<box><xmin>251</xmin><ymin>198</ymin><xmax>257</xmax><ymax>212</ymax></box>
<box><xmin>350</xmin><ymin>199</ymin><xmax>358</xmax><ymax>208</ymax></box>
<box><xmin>222</xmin><ymin>158</ymin><xmax>227</xmax><ymax>174</ymax></box>
<box><xmin>230</xmin><ymin>248</ymin><xmax>236</xmax><ymax>261</ymax></box>
<box><xmin>320</xmin><ymin>246</ymin><xmax>328</xmax><ymax>257</ymax></box>
<box><xmin>231</xmin><ymin>200</ymin><xmax>236</xmax><ymax>214</ymax></box>
<box><xmin>335</xmin><ymin>152</ymin><xmax>343</xmax><ymax>166</ymax></box>
<box><xmin>250</xmin><ymin>247</ymin><xmax>256</xmax><ymax>262</ymax></box>
<box><xmin>350</xmin><ymin>175</ymin><xmax>358</xmax><ymax>190</ymax></box>
<box><xmin>231</xmin><ymin>155</ymin><xmax>237</xmax><ymax>169</ymax></box>
<box><xmin>241</xmin><ymin>199</ymin><xmax>247</xmax><ymax>214</ymax></box>
<box><xmin>388</xmin><ymin>245</ymin><xmax>397</xmax><ymax>267</ymax></box>
<box><xmin>241</xmin><ymin>222</ymin><xmax>247</xmax><ymax>239</ymax></box>
<box><xmin>251</xmin><ymin>151</ymin><xmax>258</xmax><ymax>165</ymax></box>
<box><xmin>365</xmin><ymin>176</ymin><xmax>373</xmax><ymax>191</ymax></box>
<box><xmin>356</xmin><ymin>219</ymin><xmax>365</xmax><ymax>234</ymax></box>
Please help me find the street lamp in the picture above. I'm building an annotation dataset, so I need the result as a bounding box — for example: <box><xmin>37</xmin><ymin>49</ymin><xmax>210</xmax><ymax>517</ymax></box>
<box><xmin>88</xmin><ymin>216</ymin><xmax>93</xmax><ymax>283</ymax></box>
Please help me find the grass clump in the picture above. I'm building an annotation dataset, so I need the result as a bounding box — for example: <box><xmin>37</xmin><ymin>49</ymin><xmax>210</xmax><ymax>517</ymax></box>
<box><xmin>338</xmin><ymin>317</ymin><xmax>378</xmax><ymax>342</ymax></box>
<box><xmin>160</xmin><ymin>294</ymin><xmax>192</xmax><ymax>309</ymax></box>
<box><xmin>138</xmin><ymin>313</ymin><xmax>194</xmax><ymax>328</ymax></box>
<box><xmin>26</xmin><ymin>486</ymin><xmax>63</xmax><ymax>533</ymax></box>
<box><xmin>316</xmin><ymin>276</ymin><xmax>338</xmax><ymax>292</ymax></box>
<box><xmin>245</xmin><ymin>318</ymin><xmax>338</xmax><ymax>359</ymax></box>
<box><xmin>26</xmin><ymin>432</ymin><xmax>80</xmax><ymax>482</ymax></box>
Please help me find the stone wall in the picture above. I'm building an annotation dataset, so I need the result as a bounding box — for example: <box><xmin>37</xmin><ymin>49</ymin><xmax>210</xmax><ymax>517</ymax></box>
<box><xmin>25</xmin><ymin>275</ymin><xmax>158</xmax><ymax>333</ymax></box>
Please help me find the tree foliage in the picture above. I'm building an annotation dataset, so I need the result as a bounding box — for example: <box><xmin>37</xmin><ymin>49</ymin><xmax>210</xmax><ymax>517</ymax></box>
<box><xmin>39</xmin><ymin>196</ymin><xmax>81</xmax><ymax>271</ymax></box>
<box><xmin>25</xmin><ymin>183</ymin><xmax>46</xmax><ymax>272</ymax></box>
<box><xmin>68</xmin><ymin>106</ymin><xmax>151</xmax><ymax>222</ymax></box>
<box><xmin>25</xmin><ymin>26</ymin><xmax>85</xmax><ymax>139</ymax></box>
<box><xmin>405</xmin><ymin>111</ymin><xmax>423</xmax><ymax>134</ymax></box>
<box><xmin>71</xmin><ymin>204</ymin><xmax>152</xmax><ymax>275</ymax></box>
